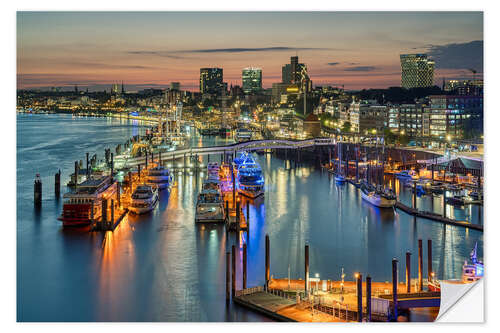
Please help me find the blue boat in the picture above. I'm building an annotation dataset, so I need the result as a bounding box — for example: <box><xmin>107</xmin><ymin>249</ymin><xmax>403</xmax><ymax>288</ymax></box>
<box><xmin>236</xmin><ymin>153</ymin><xmax>264</xmax><ymax>198</ymax></box>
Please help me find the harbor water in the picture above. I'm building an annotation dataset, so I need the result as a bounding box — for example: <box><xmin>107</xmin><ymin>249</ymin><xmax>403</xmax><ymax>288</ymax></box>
<box><xmin>17</xmin><ymin>114</ymin><xmax>483</xmax><ymax>322</ymax></box>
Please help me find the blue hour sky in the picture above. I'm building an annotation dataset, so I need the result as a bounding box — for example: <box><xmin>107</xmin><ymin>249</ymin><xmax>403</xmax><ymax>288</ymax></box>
<box><xmin>17</xmin><ymin>11</ymin><xmax>483</xmax><ymax>91</ymax></box>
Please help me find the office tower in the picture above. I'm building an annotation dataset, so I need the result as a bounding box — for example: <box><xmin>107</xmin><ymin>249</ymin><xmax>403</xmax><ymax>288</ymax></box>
<box><xmin>170</xmin><ymin>82</ymin><xmax>181</xmax><ymax>91</ymax></box>
<box><xmin>242</xmin><ymin>67</ymin><xmax>262</xmax><ymax>94</ymax></box>
<box><xmin>281</xmin><ymin>56</ymin><xmax>311</xmax><ymax>92</ymax></box>
<box><xmin>200</xmin><ymin>68</ymin><xmax>223</xmax><ymax>95</ymax></box>
<box><xmin>400</xmin><ymin>54</ymin><xmax>435</xmax><ymax>89</ymax></box>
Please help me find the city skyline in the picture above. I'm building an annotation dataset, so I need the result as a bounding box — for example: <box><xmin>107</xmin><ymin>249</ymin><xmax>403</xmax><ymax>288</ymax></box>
<box><xmin>17</xmin><ymin>12</ymin><xmax>483</xmax><ymax>91</ymax></box>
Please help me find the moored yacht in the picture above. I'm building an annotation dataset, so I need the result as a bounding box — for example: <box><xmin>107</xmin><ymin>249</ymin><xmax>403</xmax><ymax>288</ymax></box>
<box><xmin>195</xmin><ymin>189</ymin><xmax>225</xmax><ymax>223</ymax></box>
<box><xmin>360</xmin><ymin>181</ymin><xmax>396</xmax><ymax>208</ymax></box>
<box><xmin>237</xmin><ymin>154</ymin><xmax>265</xmax><ymax>198</ymax></box>
<box><xmin>146</xmin><ymin>165</ymin><xmax>172</xmax><ymax>190</ymax></box>
<box><xmin>395</xmin><ymin>169</ymin><xmax>419</xmax><ymax>180</ymax></box>
<box><xmin>129</xmin><ymin>184</ymin><xmax>159</xmax><ymax>214</ymax></box>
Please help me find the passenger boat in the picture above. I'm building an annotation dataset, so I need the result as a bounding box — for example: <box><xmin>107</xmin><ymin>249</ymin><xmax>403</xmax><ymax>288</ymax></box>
<box><xmin>232</xmin><ymin>151</ymin><xmax>249</xmax><ymax>169</ymax></box>
<box><xmin>129</xmin><ymin>184</ymin><xmax>159</xmax><ymax>214</ymax></box>
<box><xmin>360</xmin><ymin>181</ymin><xmax>396</xmax><ymax>208</ymax></box>
<box><xmin>58</xmin><ymin>176</ymin><xmax>117</xmax><ymax>227</ymax></box>
<box><xmin>235</xmin><ymin>128</ymin><xmax>252</xmax><ymax>142</ymax></box>
<box><xmin>202</xmin><ymin>178</ymin><xmax>222</xmax><ymax>195</ymax></box>
<box><xmin>146</xmin><ymin>165</ymin><xmax>172</xmax><ymax>190</ymax></box>
<box><xmin>207</xmin><ymin>162</ymin><xmax>220</xmax><ymax>179</ymax></box>
<box><xmin>195</xmin><ymin>189</ymin><xmax>225</xmax><ymax>223</ymax></box>
<box><xmin>236</xmin><ymin>153</ymin><xmax>265</xmax><ymax>198</ymax></box>
<box><xmin>395</xmin><ymin>170</ymin><xmax>419</xmax><ymax>180</ymax></box>
<box><xmin>428</xmin><ymin>243</ymin><xmax>483</xmax><ymax>291</ymax></box>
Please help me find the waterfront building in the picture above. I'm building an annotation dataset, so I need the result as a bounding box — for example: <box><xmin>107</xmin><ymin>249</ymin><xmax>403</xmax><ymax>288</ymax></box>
<box><xmin>427</xmin><ymin>95</ymin><xmax>483</xmax><ymax>139</ymax></box>
<box><xmin>303</xmin><ymin>113</ymin><xmax>321</xmax><ymax>137</ymax></box>
<box><xmin>349</xmin><ymin>100</ymin><xmax>388</xmax><ymax>134</ymax></box>
<box><xmin>400</xmin><ymin>54</ymin><xmax>435</xmax><ymax>89</ymax></box>
<box><xmin>242</xmin><ymin>67</ymin><xmax>262</xmax><ymax>94</ymax></box>
<box><xmin>388</xmin><ymin>106</ymin><xmax>399</xmax><ymax>133</ymax></box>
<box><xmin>398</xmin><ymin>103</ymin><xmax>425</xmax><ymax>137</ymax></box>
<box><xmin>200</xmin><ymin>68</ymin><xmax>224</xmax><ymax>95</ymax></box>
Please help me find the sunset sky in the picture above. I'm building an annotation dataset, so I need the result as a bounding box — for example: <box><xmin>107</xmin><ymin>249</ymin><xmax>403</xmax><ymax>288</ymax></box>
<box><xmin>17</xmin><ymin>12</ymin><xmax>483</xmax><ymax>91</ymax></box>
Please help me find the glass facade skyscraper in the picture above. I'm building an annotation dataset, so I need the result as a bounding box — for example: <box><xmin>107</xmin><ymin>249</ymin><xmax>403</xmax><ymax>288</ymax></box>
<box><xmin>242</xmin><ymin>67</ymin><xmax>262</xmax><ymax>94</ymax></box>
<box><xmin>400</xmin><ymin>54</ymin><xmax>435</xmax><ymax>89</ymax></box>
<box><xmin>200</xmin><ymin>68</ymin><xmax>223</xmax><ymax>95</ymax></box>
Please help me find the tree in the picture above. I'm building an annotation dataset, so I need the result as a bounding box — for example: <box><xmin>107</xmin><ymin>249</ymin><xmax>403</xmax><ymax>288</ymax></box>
<box><xmin>384</xmin><ymin>128</ymin><xmax>397</xmax><ymax>144</ymax></box>
<box><xmin>342</xmin><ymin>121</ymin><xmax>351</xmax><ymax>133</ymax></box>
<box><xmin>398</xmin><ymin>133</ymin><xmax>410</xmax><ymax>146</ymax></box>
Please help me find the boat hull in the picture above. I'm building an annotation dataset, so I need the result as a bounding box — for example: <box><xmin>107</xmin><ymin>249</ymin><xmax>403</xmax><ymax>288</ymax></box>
<box><xmin>361</xmin><ymin>191</ymin><xmax>396</xmax><ymax>208</ymax></box>
<box><xmin>238</xmin><ymin>188</ymin><xmax>264</xmax><ymax>199</ymax></box>
<box><xmin>129</xmin><ymin>195</ymin><xmax>159</xmax><ymax>214</ymax></box>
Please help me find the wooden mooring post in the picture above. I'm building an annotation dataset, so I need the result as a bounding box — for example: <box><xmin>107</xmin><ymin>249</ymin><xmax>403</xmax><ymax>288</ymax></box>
<box><xmin>366</xmin><ymin>276</ymin><xmax>372</xmax><ymax>322</ymax></box>
<box><xmin>392</xmin><ymin>258</ymin><xmax>398</xmax><ymax>320</ymax></box>
<box><xmin>55</xmin><ymin>170</ymin><xmax>61</xmax><ymax>198</ymax></box>
<box><xmin>265</xmin><ymin>234</ymin><xmax>270</xmax><ymax>290</ymax></box>
<box><xmin>427</xmin><ymin>239</ymin><xmax>433</xmax><ymax>283</ymax></box>
<box><xmin>34</xmin><ymin>174</ymin><xmax>42</xmax><ymax>208</ymax></box>
<box><xmin>243</xmin><ymin>243</ymin><xmax>247</xmax><ymax>289</ymax></box>
<box><xmin>418</xmin><ymin>239</ymin><xmax>423</xmax><ymax>291</ymax></box>
<box><xmin>226</xmin><ymin>251</ymin><xmax>230</xmax><ymax>304</ymax></box>
<box><xmin>357</xmin><ymin>273</ymin><xmax>362</xmax><ymax>322</ymax></box>
<box><xmin>406</xmin><ymin>251</ymin><xmax>411</xmax><ymax>293</ymax></box>
<box><xmin>232</xmin><ymin>245</ymin><xmax>236</xmax><ymax>298</ymax></box>
<box><xmin>305</xmin><ymin>244</ymin><xmax>309</xmax><ymax>298</ymax></box>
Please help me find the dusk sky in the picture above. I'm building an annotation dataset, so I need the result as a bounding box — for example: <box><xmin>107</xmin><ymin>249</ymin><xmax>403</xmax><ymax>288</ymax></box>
<box><xmin>17</xmin><ymin>12</ymin><xmax>483</xmax><ymax>91</ymax></box>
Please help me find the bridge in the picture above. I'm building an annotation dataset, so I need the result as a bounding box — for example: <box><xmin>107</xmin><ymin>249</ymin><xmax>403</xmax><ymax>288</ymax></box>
<box><xmin>115</xmin><ymin>138</ymin><xmax>336</xmax><ymax>168</ymax></box>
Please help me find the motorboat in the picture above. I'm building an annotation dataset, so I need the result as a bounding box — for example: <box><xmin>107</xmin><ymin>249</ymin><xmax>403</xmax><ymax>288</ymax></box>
<box><xmin>146</xmin><ymin>165</ymin><xmax>172</xmax><ymax>190</ymax></box>
<box><xmin>395</xmin><ymin>170</ymin><xmax>419</xmax><ymax>180</ymax></box>
<box><xmin>195</xmin><ymin>189</ymin><xmax>225</xmax><ymax>223</ymax></box>
<box><xmin>207</xmin><ymin>162</ymin><xmax>220</xmax><ymax>180</ymax></box>
<box><xmin>129</xmin><ymin>184</ymin><xmax>159</xmax><ymax>214</ymax></box>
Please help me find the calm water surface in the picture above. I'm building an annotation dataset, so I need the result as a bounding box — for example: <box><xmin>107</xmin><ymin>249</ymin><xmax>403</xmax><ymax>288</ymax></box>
<box><xmin>17</xmin><ymin>114</ymin><xmax>483</xmax><ymax>322</ymax></box>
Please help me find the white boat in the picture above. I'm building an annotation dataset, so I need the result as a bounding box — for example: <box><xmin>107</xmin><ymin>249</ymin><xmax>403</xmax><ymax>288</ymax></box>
<box><xmin>207</xmin><ymin>162</ymin><xmax>220</xmax><ymax>179</ymax></box>
<box><xmin>360</xmin><ymin>181</ymin><xmax>396</xmax><ymax>208</ymax></box>
<box><xmin>236</xmin><ymin>154</ymin><xmax>264</xmax><ymax>199</ymax></box>
<box><xmin>202</xmin><ymin>178</ymin><xmax>222</xmax><ymax>195</ymax></box>
<box><xmin>129</xmin><ymin>185</ymin><xmax>159</xmax><ymax>214</ymax></box>
<box><xmin>195</xmin><ymin>189</ymin><xmax>225</xmax><ymax>223</ymax></box>
<box><xmin>428</xmin><ymin>242</ymin><xmax>483</xmax><ymax>292</ymax></box>
<box><xmin>146</xmin><ymin>166</ymin><xmax>172</xmax><ymax>190</ymax></box>
<box><xmin>395</xmin><ymin>170</ymin><xmax>419</xmax><ymax>180</ymax></box>
<box><xmin>462</xmin><ymin>242</ymin><xmax>484</xmax><ymax>283</ymax></box>
<box><xmin>235</xmin><ymin>128</ymin><xmax>252</xmax><ymax>142</ymax></box>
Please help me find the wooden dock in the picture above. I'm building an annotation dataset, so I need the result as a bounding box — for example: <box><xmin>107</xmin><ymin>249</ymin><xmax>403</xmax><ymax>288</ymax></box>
<box><xmin>234</xmin><ymin>287</ymin><xmax>344</xmax><ymax>322</ymax></box>
<box><xmin>394</xmin><ymin>201</ymin><xmax>483</xmax><ymax>231</ymax></box>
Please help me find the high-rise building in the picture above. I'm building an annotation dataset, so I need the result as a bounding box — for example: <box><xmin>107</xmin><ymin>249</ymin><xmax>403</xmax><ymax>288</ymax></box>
<box><xmin>281</xmin><ymin>56</ymin><xmax>311</xmax><ymax>92</ymax></box>
<box><xmin>242</xmin><ymin>67</ymin><xmax>262</xmax><ymax>94</ymax></box>
<box><xmin>170</xmin><ymin>82</ymin><xmax>181</xmax><ymax>91</ymax></box>
<box><xmin>112</xmin><ymin>83</ymin><xmax>120</xmax><ymax>94</ymax></box>
<box><xmin>200</xmin><ymin>68</ymin><xmax>223</xmax><ymax>95</ymax></box>
<box><xmin>400</xmin><ymin>54</ymin><xmax>435</xmax><ymax>89</ymax></box>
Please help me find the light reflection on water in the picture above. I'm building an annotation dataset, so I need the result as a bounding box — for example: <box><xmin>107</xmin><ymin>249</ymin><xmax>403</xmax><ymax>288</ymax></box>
<box><xmin>17</xmin><ymin>114</ymin><xmax>483</xmax><ymax>322</ymax></box>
